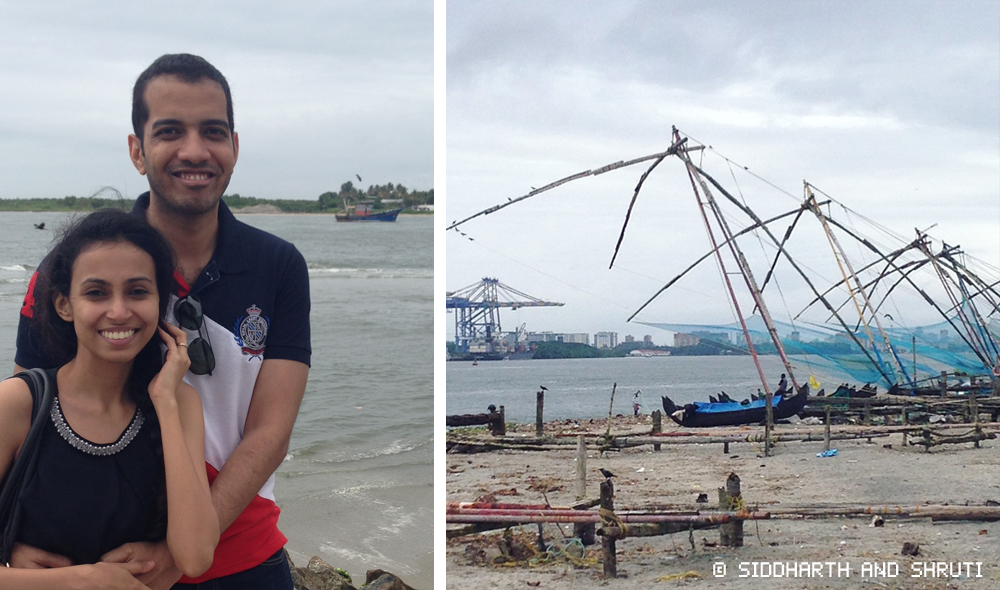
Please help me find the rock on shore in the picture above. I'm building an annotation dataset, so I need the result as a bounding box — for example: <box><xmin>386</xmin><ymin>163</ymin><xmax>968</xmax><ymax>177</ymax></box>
<box><xmin>287</xmin><ymin>552</ymin><xmax>420</xmax><ymax>590</ymax></box>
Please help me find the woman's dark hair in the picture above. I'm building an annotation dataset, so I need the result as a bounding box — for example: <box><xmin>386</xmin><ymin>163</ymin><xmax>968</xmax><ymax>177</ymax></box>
<box><xmin>34</xmin><ymin>208</ymin><xmax>175</xmax><ymax>538</ymax></box>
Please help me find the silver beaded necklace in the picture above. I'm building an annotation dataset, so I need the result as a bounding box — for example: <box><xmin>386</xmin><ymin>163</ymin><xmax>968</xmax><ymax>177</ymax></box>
<box><xmin>50</xmin><ymin>396</ymin><xmax>145</xmax><ymax>456</ymax></box>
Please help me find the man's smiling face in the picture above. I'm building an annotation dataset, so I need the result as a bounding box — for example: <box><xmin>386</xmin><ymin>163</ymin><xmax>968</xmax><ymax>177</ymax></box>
<box><xmin>128</xmin><ymin>75</ymin><xmax>239</xmax><ymax>216</ymax></box>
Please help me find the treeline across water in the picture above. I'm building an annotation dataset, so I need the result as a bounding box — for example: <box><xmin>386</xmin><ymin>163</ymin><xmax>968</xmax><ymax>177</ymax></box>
<box><xmin>449</xmin><ymin>337</ymin><xmax>882</xmax><ymax>360</ymax></box>
<box><xmin>0</xmin><ymin>180</ymin><xmax>433</xmax><ymax>213</ymax></box>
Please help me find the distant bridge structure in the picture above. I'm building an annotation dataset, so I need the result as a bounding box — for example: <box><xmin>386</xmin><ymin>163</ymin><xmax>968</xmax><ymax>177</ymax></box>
<box><xmin>446</xmin><ymin>277</ymin><xmax>563</xmax><ymax>355</ymax></box>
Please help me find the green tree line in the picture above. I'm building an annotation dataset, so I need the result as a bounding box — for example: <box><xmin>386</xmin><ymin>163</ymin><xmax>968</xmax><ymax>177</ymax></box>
<box><xmin>0</xmin><ymin>180</ymin><xmax>433</xmax><ymax>214</ymax></box>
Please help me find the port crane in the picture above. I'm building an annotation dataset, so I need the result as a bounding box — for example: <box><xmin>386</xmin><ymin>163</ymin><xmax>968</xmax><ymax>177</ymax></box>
<box><xmin>446</xmin><ymin>277</ymin><xmax>563</xmax><ymax>356</ymax></box>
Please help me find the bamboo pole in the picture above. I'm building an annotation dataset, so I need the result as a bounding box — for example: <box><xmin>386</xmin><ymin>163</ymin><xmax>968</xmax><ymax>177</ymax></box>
<box><xmin>447</xmin><ymin>511</ymin><xmax>769</xmax><ymax>523</ymax></box>
<box><xmin>447</xmin><ymin>430</ymin><xmax>900</xmax><ymax>451</ymax></box>
<box><xmin>447</xmin><ymin>499</ymin><xmax>600</xmax><ymax>511</ymax></box>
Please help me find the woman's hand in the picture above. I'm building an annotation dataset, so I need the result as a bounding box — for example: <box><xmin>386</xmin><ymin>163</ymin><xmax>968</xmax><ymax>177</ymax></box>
<box><xmin>147</xmin><ymin>322</ymin><xmax>191</xmax><ymax>405</ymax></box>
<box><xmin>76</xmin><ymin>562</ymin><xmax>154</xmax><ymax>590</ymax></box>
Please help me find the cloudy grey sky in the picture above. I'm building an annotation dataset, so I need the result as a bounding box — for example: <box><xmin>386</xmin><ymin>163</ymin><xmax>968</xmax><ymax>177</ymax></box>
<box><xmin>446</xmin><ymin>0</ymin><xmax>1000</xmax><ymax>342</ymax></box>
<box><xmin>0</xmin><ymin>0</ymin><xmax>432</xmax><ymax>201</ymax></box>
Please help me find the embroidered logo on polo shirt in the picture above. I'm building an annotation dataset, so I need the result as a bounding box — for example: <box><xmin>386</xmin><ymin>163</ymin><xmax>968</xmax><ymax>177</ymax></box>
<box><xmin>234</xmin><ymin>304</ymin><xmax>269</xmax><ymax>359</ymax></box>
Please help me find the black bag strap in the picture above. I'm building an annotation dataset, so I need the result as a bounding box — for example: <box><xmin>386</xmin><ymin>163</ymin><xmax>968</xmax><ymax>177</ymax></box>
<box><xmin>0</xmin><ymin>367</ymin><xmax>55</xmax><ymax>564</ymax></box>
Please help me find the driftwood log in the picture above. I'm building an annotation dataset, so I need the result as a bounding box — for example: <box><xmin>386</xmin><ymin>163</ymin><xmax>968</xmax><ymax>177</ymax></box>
<box><xmin>446</xmin><ymin>407</ymin><xmax>505</xmax><ymax>435</ymax></box>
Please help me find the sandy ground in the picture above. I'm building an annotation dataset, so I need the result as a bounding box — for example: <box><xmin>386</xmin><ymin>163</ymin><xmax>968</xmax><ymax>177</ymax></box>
<box><xmin>446</xmin><ymin>416</ymin><xmax>1000</xmax><ymax>589</ymax></box>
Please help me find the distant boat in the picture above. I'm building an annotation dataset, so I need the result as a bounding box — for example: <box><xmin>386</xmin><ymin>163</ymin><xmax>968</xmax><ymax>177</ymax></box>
<box><xmin>335</xmin><ymin>200</ymin><xmax>402</xmax><ymax>222</ymax></box>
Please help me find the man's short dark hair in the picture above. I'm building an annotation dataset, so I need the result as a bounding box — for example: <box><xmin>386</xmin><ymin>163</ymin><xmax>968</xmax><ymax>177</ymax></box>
<box><xmin>131</xmin><ymin>53</ymin><xmax>234</xmax><ymax>143</ymax></box>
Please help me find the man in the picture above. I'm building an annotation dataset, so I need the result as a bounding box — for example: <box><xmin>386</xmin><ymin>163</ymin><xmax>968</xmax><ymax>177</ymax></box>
<box><xmin>14</xmin><ymin>53</ymin><xmax>311</xmax><ymax>589</ymax></box>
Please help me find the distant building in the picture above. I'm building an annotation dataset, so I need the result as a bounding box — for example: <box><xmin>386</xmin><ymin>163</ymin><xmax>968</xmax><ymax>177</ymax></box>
<box><xmin>643</xmin><ymin>335</ymin><xmax>654</xmax><ymax>346</ymax></box>
<box><xmin>624</xmin><ymin>335</ymin><xmax>635</xmax><ymax>343</ymax></box>
<box><xmin>674</xmin><ymin>333</ymin><xmax>700</xmax><ymax>347</ymax></box>
<box><xmin>415</xmin><ymin>204</ymin><xmax>434</xmax><ymax>211</ymax></box>
<box><xmin>526</xmin><ymin>331</ymin><xmax>589</xmax><ymax>346</ymax></box>
<box><xmin>594</xmin><ymin>331</ymin><xmax>618</xmax><ymax>349</ymax></box>
<box><xmin>629</xmin><ymin>349</ymin><xmax>671</xmax><ymax>357</ymax></box>
<box><xmin>692</xmin><ymin>331</ymin><xmax>737</xmax><ymax>345</ymax></box>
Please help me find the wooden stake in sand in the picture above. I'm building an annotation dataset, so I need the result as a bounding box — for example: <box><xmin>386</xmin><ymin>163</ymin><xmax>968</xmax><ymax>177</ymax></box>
<box><xmin>536</xmin><ymin>389</ymin><xmax>544</xmax><ymax>437</ymax></box>
<box><xmin>574</xmin><ymin>436</ymin><xmax>594</xmax><ymax>544</ymax></box>
<box><xmin>605</xmin><ymin>383</ymin><xmax>618</xmax><ymax>438</ymax></box>
<box><xmin>764</xmin><ymin>391</ymin><xmax>773</xmax><ymax>457</ymax></box>
<box><xmin>718</xmin><ymin>472</ymin><xmax>743</xmax><ymax>547</ymax></box>
<box><xmin>600</xmin><ymin>477</ymin><xmax>617</xmax><ymax>578</ymax></box>
<box><xmin>652</xmin><ymin>410</ymin><xmax>662</xmax><ymax>452</ymax></box>
<box><xmin>824</xmin><ymin>406</ymin><xmax>832</xmax><ymax>452</ymax></box>
<box><xmin>902</xmin><ymin>402</ymin><xmax>908</xmax><ymax>447</ymax></box>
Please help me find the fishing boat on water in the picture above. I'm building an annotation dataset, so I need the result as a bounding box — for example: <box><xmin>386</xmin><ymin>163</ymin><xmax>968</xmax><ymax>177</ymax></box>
<box><xmin>335</xmin><ymin>200</ymin><xmax>402</xmax><ymax>222</ymax></box>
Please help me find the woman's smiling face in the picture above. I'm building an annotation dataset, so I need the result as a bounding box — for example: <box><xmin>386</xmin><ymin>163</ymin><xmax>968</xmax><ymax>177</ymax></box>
<box><xmin>53</xmin><ymin>241</ymin><xmax>160</xmax><ymax>365</ymax></box>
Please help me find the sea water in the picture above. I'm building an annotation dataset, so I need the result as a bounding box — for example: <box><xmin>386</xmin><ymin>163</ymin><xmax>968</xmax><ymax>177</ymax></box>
<box><xmin>0</xmin><ymin>211</ymin><xmax>433</xmax><ymax>588</ymax></box>
<box><xmin>446</xmin><ymin>355</ymin><xmax>796</xmax><ymax>423</ymax></box>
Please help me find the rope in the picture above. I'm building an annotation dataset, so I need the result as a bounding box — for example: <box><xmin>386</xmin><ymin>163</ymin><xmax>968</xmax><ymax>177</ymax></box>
<box><xmin>599</xmin><ymin>506</ymin><xmax>628</xmax><ymax>536</ymax></box>
<box><xmin>727</xmin><ymin>494</ymin><xmax>747</xmax><ymax>512</ymax></box>
<box><xmin>523</xmin><ymin>538</ymin><xmax>598</xmax><ymax>568</ymax></box>
<box><xmin>746</xmin><ymin>431</ymin><xmax>778</xmax><ymax>454</ymax></box>
<box><xmin>657</xmin><ymin>571</ymin><xmax>704</xmax><ymax>581</ymax></box>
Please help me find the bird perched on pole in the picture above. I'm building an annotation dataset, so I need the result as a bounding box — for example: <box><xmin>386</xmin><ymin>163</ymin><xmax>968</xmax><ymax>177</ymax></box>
<box><xmin>599</xmin><ymin>468</ymin><xmax>615</xmax><ymax>480</ymax></box>
<box><xmin>539</xmin><ymin>385</ymin><xmax>548</xmax><ymax>391</ymax></box>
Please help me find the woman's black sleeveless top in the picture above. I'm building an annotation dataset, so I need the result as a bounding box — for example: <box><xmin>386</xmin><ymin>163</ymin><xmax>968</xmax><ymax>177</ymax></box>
<box><xmin>16</xmin><ymin>371</ymin><xmax>164</xmax><ymax>564</ymax></box>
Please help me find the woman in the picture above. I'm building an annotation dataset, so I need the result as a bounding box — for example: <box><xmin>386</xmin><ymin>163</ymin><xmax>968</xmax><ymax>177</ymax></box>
<box><xmin>0</xmin><ymin>209</ymin><xmax>218</xmax><ymax>589</ymax></box>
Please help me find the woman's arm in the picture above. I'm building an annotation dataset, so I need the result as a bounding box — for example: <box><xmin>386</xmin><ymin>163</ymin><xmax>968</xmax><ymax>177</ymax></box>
<box><xmin>147</xmin><ymin>325</ymin><xmax>218</xmax><ymax>578</ymax></box>
<box><xmin>0</xmin><ymin>377</ymin><xmax>32</xmax><ymax>481</ymax></box>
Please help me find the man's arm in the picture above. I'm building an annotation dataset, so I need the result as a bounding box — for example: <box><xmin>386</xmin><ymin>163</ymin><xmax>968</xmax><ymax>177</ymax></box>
<box><xmin>211</xmin><ymin>358</ymin><xmax>308</xmax><ymax>530</ymax></box>
<box><xmin>100</xmin><ymin>358</ymin><xmax>308</xmax><ymax>590</ymax></box>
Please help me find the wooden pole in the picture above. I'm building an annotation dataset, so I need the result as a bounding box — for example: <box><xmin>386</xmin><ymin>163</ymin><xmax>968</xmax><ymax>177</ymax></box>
<box><xmin>536</xmin><ymin>390</ymin><xmax>544</xmax><ymax>437</ymax></box>
<box><xmin>902</xmin><ymin>403</ymin><xmax>908</xmax><ymax>447</ymax></box>
<box><xmin>600</xmin><ymin>478</ymin><xmax>617</xmax><ymax>578</ymax></box>
<box><xmin>971</xmin><ymin>393</ymin><xmax>981</xmax><ymax>448</ymax></box>
<box><xmin>651</xmin><ymin>410</ymin><xmax>662</xmax><ymax>451</ymax></box>
<box><xmin>824</xmin><ymin>406</ymin><xmax>832</xmax><ymax>452</ymax></box>
<box><xmin>718</xmin><ymin>472</ymin><xmax>743</xmax><ymax>547</ymax></box>
<box><xmin>573</xmin><ymin>448</ymin><xmax>597</xmax><ymax>547</ymax></box>
<box><xmin>764</xmin><ymin>390</ymin><xmax>773</xmax><ymax>457</ymax></box>
<box><xmin>940</xmin><ymin>371</ymin><xmax>948</xmax><ymax>398</ymax></box>
<box><xmin>605</xmin><ymin>383</ymin><xmax>618</xmax><ymax>438</ymax></box>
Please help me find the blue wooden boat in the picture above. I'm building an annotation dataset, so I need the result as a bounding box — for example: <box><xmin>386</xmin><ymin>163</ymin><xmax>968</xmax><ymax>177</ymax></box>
<box><xmin>661</xmin><ymin>385</ymin><xmax>809</xmax><ymax>428</ymax></box>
